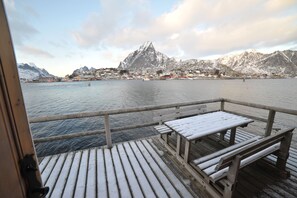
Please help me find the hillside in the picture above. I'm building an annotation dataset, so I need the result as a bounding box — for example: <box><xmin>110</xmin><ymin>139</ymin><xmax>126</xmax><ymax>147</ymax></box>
<box><xmin>18</xmin><ymin>63</ymin><xmax>55</xmax><ymax>81</ymax></box>
<box><xmin>118</xmin><ymin>42</ymin><xmax>297</xmax><ymax>78</ymax></box>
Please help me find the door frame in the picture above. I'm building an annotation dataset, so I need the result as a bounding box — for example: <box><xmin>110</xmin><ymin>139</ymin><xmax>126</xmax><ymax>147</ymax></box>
<box><xmin>0</xmin><ymin>1</ymin><xmax>46</xmax><ymax>197</ymax></box>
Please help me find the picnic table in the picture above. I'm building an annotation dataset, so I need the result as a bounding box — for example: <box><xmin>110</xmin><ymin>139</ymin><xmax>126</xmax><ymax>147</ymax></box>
<box><xmin>164</xmin><ymin>111</ymin><xmax>254</xmax><ymax>162</ymax></box>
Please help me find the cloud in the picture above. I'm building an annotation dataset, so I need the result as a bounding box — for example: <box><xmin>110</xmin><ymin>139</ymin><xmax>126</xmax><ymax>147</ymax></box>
<box><xmin>75</xmin><ymin>0</ymin><xmax>297</xmax><ymax>58</ymax></box>
<box><xmin>72</xmin><ymin>0</ymin><xmax>152</xmax><ymax>48</ymax></box>
<box><xmin>19</xmin><ymin>46</ymin><xmax>54</xmax><ymax>58</ymax></box>
<box><xmin>4</xmin><ymin>0</ymin><xmax>39</xmax><ymax>46</ymax></box>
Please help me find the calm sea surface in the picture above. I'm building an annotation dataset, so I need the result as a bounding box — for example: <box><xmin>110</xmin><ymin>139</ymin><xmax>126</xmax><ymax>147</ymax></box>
<box><xmin>21</xmin><ymin>79</ymin><xmax>297</xmax><ymax>156</ymax></box>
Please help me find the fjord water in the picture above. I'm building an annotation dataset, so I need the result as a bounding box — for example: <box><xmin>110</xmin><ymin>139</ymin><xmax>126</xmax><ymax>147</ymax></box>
<box><xmin>21</xmin><ymin>79</ymin><xmax>297</xmax><ymax>156</ymax></box>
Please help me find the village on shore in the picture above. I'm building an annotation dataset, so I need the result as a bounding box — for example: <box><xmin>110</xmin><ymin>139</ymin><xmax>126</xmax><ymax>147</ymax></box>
<box><xmin>30</xmin><ymin>67</ymin><xmax>289</xmax><ymax>83</ymax></box>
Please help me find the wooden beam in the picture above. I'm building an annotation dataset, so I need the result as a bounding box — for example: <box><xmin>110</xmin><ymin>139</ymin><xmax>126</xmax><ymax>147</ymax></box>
<box><xmin>0</xmin><ymin>1</ymin><xmax>43</xmax><ymax>197</ymax></box>
<box><xmin>265</xmin><ymin>110</ymin><xmax>275</xmax><ymax>137</ymax></box>
<box><xmin>104</xmin><ymin>114</ymin><xmax>112</xmax><ymax>148</ymax></box>
<box><xmin>276</xmin><ymin>132</ymin><xmax>293</xmax><ymax>174</ymax></box>
<box><xmin>34</xmin><ymin>130</ymin><xmax>105</xmax><ymax>143</ymax></box>
<box><xmin>184</xmin><ymin>140</ymin><xmax>191</xmax><ymax>163</ymax></box>
<box><xmin>224</xmin><ymin>98</ymin><xmax>297</xmax><ymax>116</ymax></box>
<box><xmin>176</xmin><ymin>135</ymin><xmax>182</xmax><ymax>157</ymax></box>
<box><xmin>223</xmin><ymin>155</ymin><xmax>241</xmax><ymax>198</ymax></box>
<box><xmin>29</xmin><ymin>98</ymin><xmax>222</xmax><ymax>123</ymax></box>
<box><xmin>221</xmin><ymin>101</ymin><xmax>225</xmax><ymax>111</ymax></box>
<box><xmin>229</xmin><ymin>128</ymin><xmax>236</xmax><ymax>145</ymax></box>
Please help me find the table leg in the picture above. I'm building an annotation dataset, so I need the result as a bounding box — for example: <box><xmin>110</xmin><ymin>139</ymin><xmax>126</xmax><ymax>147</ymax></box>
<box><xmin>220</xmin><ymin>130</ymin><xmax>227</xmax><ymax>141</ymax></box>
<box><xmin>176</xmin><ymin>135</ymin><xmax>181</xmax><ymax>157</ymax></box>
<box><xmin>163</xmin><ymin>133</ymin><xmax>168</xmax><ymax>144</ymax></box>
<box><xmin>184</xmin><ymin>140</ymin><xmax>191</xmax><ymax>163</ymax></box>
<box><xmin>230</xmin><ymin>128</ymin><xmax>236</xmax><ymax>145</ymax></box>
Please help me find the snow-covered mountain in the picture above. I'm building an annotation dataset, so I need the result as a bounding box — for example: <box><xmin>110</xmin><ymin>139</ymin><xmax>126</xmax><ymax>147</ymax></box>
<box><xmin>118</xmin><ymin>41</ymin><xmax>177</xmax><ymax>70</ymax></box>
<box><xmin>119</xmin><ymin>42</ymin><xmax>297</xmax><ymax>77</ymax></box>
<box><xmin>117</xmin><ymin>41</ymin><xmax>241</xmax><ymax>76</ymax></box>
<box><xmin>18</xmin><ymin>63</ymin><xmax>54</xmax><ymax>81</ymax></box>
<box><xmin>218</xmin><ymin>50</ymin><xmax>297</xmax><ymax>77</ymax></box>
<box><xmin>71</xmin><ymin>66</ymin><xmax>96</xmax><ymax>77</ymax></box>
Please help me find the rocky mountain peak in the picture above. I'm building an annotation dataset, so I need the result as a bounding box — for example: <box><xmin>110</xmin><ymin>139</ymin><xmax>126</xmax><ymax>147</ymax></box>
<box><xmin>118</xmin><ymin>42</ymin><xmax>297</xmax><ymax>77</ymax></box>
<box><xmin>138</xmin><ymin>41</ymin><xmax>154</xmax><ymax>52</ymax></box>
<box><xmin>72</xmin><ymin>66</ymin><xmax>96</xmax><ymax>76</ymax></box>
<box><xmin>118</xmin><ymin>41</ymin><xmax>173</xmax><ymax>70</ymax></box>
<box><xmin>17</xmin><ymin>63</ymin><xmax>54</xmax><ymax>81</ymax></box>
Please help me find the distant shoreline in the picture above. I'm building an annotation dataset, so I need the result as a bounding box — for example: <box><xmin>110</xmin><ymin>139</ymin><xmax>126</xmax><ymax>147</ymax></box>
<box><xmin>21</xmin><ymin>77</ymin><xmax>297</xmax><ymax>83</ymax></box>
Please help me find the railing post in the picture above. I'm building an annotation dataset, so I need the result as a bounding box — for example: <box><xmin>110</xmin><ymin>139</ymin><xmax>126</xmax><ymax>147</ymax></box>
<box><xmin>221</xmin><ymin>100</ymin><xmax>225</xmax><ymax>111</ymax></box>
<box><xmin>175</xmin><ymin>106</ymin><xmax>180</xmax><ymax>119</ymax></box>
<box><xmin>265</xmin><ymin>110</ymin><xmax>275</xmax><ymax>137</ymax></box>
<box><xmin>104</xmin><ymin>114</ymin><xmax>112</xmax><ymax>148</ymax></box>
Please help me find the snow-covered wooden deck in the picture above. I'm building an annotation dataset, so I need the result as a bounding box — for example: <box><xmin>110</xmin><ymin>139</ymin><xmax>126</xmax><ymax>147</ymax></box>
<box><xmin>39</xmin><ymin>129</ymin><xmax>297</xmax><ymax>198</ymax></box>
<box><xmin>161</xmin><ymin>128</ymin><xmax>297</xmax><ymax>197</ymax></box>
<box><xmin>39</xmin><ymin>139</ymin><xmax>195</xmax><ymax>198</ymax></box>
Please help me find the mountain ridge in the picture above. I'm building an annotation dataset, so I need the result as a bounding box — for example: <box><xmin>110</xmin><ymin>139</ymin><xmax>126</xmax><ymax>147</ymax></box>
<box><xmin>118</xmin><ymin>42</ymin><xmax>297</xmax><ymax>77</ymax></box>
<box><xmin>18</xmin><ymin>63</ymin><xmax>55</xmax><ymax>81</ymax></box>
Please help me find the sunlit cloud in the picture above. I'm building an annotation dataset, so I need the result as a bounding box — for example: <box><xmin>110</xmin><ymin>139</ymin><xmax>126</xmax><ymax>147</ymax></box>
<box><xmin>19</xmin><ymin>46</ymin><xmax>54</xmax><ymax>58</ymax></box>
<box><xmin>74</xmin><ymin>0</ymin><xmax>297</xmax><ymax>59</ymax></box>
<box><xmin>4</xmin><ymin>0</ymin><xmax>297</xmax><ymax>76</ymax></box>
<box><xmin>4</xmin><ymin>0</ymin><xmax>39</xmax><ymax>46</ymax></box>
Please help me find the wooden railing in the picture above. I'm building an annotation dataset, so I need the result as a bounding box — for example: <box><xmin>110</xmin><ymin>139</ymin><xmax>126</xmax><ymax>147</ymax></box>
<box><xmin>30</xmin><ymin>98</ymin><xmax>297</xmax><ymax>148</ymax></box>
<box><xmin>222</xmin><ymin>99</ymin><xmax>297</xmax><ymax>137</ymax></box>
<box><xmin>31</xmin><ymin>98</ymin><xmax>222</xmax><ymax>148</ymax></box>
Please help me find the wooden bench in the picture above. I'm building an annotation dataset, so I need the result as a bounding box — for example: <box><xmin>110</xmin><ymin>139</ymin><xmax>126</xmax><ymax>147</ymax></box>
<box><xmin>191</xmin><ymin>128</ymin><xmax>294</xmax><ymax>198</ymax></box>
<box><xmin>153</xmin><ymin>105</ymin><xmax>207</xmax><ymax>143</ymax></box>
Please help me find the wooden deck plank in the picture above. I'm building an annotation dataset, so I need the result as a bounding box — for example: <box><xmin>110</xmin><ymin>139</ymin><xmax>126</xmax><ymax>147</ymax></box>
<box><xmin>129</xmin><ymin>141</ymin><xmax>169</xmax><ymax>198</ymax></box>
<box><xmin>39</xmin><ymin>155</ymin><xmax>52</xmax><ymax>173</ymax></box>
<box><xmin>142</xmin><ymin>139</ymin><xmax>194</xmax><ymax>198</ymax></box>
<box><xmin>41</xmin><ymin>154</ymin><xmax>59</xmax><ymax>184</ymax></box>
<box><xmin>39</xmin><ymin>128</ymin><xmax>297</xmax><ymax>198</ymax></box>
<box><xmin>74</xmin><ymin>149</ymin><xmax>89</xmax><ymax>198</ymax></box>
<box><xmin>104</xmin><ymin>148</ymin><xmax>120</xmax><ymax>198</ymax></box>
<box><xmin>135</xmin><ymin>140</ymin><xmax>182</xmax><ymax>198</ymax></box>
<box><xmin>45</xmin><ymin>153</ymin><xmax>66</xmax><ymax>197</ymax></box>
<box><xmin>111</xmin><ymin>146</ymin><xmax>132</xmax><ymax>198</ymax></box>
<box><xmin>86</xmin><ymin>149</ymin><xmax>96</xmax><ymax>198</ymax></box>
<box><xmin>288</xmin><ymin>150</ymin><xmax>297</xmax><ymax>159</ymax></box>
<box><xmin>122</xmin><ymin>142</ymin><xmax>156</xmax><ymax>197</ymax></box>
<box><xmin>289</xmin><ymin>152</ymin><xmax>297</xmax><ymax>161</ymax></box>
<box><xmin>266</xmin><ymin>155</ymin><xmax>297</xmax><ymax>177</ymax></box>
<box><xmin>50</xmin><ymin>152</ymin><xmax>74</xmax><ymax>198</ymax></box>
<box><xmin>63</xmin><ymin>151</ymin><xmax>82</xmax><ymax>198</ymax></box>
<box><xmin>97</xmin><ymin>148</ymin><xmax>108</xmax><ymax>198</ymax></box>
<box><xmin>237</xmin><ymin>170</ymin><xmax>270</xmax><ymax>197</ymax></box>
<box><xmin>253</xmin><ymin>163</ymin><xmax>297</xmax><ymax>198</ymax></box>
<box><xmin>117</xmin><ymin>144</ymin><xmax>144</xmax><ymax>198</ymax></box>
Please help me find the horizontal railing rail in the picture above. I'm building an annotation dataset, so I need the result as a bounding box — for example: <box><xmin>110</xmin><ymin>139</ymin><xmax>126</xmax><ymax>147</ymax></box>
<box><xmin>223</xmin><ymin>99</ymin><xmax>297</xmax><ymax>116</ymax></box>
<box><xmin>31</xmin><ymin>98</ymin><xmax>222</xmax><ymax>147</ymax></box>
<box><xmin>29</xmin><ymin>98</ymin><xmax>221</xmax><ymax>123</ymax></box>
<box><xmin>30</xmin><ymin>98</ymin><xmax>296</xmax><ymax>148</ymax></box>
<box><xmin>222</xmin><ymin>98</ymin><xmax>297</xmax><ymax>137</ymax></box>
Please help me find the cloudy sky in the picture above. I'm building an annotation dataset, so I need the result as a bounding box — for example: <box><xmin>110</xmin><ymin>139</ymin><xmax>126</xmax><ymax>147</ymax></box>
<box><xmin>4</xmin><ymin>0</ymin><xmax>297</xmax><ymax>77</ymax></box>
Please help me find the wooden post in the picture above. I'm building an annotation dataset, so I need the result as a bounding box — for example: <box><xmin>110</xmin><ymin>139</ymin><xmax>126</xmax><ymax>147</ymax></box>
<box><xmin>276</xmin><ymin>132</ymin><xmax>293</xmax><ymax>177</ymax></box>
<box><xmin>229</xmin><ymin>128</ymin><xmax>236</xmax><ymax>145</ymax></box>
<box><xmin>176</xmin><ymin>135</ymin><xmax>182</xmax><ymax>157</ymax></box>
<box><xmin>220</xmin><ymin>130</ymin><xmax>227</xmax><ymax>141</ymax></box>
<box><xmin>224</xmin><ymin>155</ymin><xmax>241</xmax><ymax>198</ymax></box>
<box><xmin>175</xmin><ymin>106</ymin><xmax>180</xmax><ymax>119</ymax></box>
<box><xmin>184</xmin><ymin>140</ymin><xmax>191</xmax><ymax>163</ymax></box>
<box><xmin>221</xmin><ymin>100</ymin><xmax>225</xmax><ymax>111</ymax></box>
<box><xmin>104</xmin><ymin>114</ymin><xmax>112</xmax><ymax>149</ymax></box>
<box><xmin>265</xmin><ymin>110</ymin><xmax>275</xmax><ymax>137</ymax></box>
